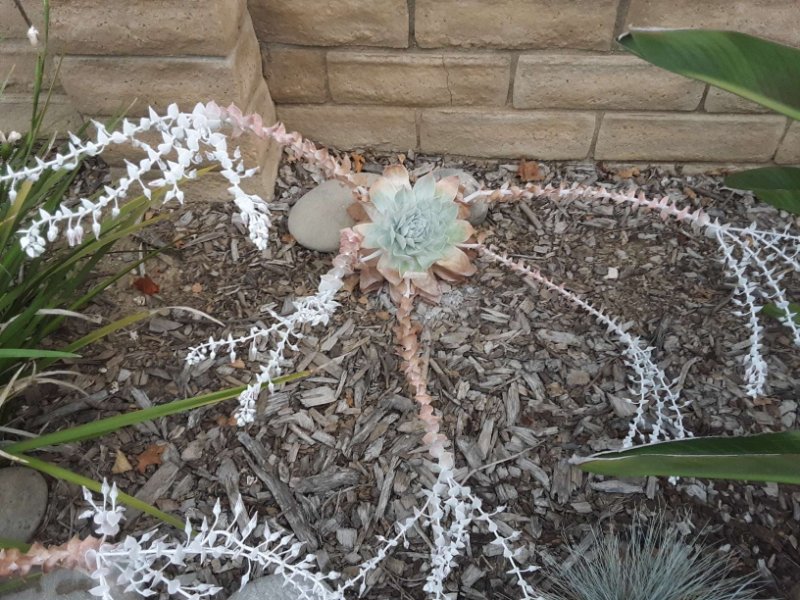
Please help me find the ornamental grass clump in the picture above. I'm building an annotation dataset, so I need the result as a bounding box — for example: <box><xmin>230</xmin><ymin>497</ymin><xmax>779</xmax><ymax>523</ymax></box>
<box><xmin>544</xmin><ymin>517</ymin><xmax>764</xmax><ymax>600</ymax></box>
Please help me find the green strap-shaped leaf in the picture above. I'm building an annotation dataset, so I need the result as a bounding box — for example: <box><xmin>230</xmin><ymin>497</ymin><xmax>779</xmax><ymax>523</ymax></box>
<box><xmin>6</xmin><ymin>452</ymin><xmax>185</xmax><ymax>529</ymax></box>
<box><xmin>619</xmin><ymin>29</ymin><xmax>800</xmax><ymax>120</ymax></box>
<box><xmin>3</xmin><ymin>372</ymin><xmax>309</xmax><ymax>453</ymax></box>
<box><xmin>725</xmin><ymin>166</ymin><xmax>800</xmax><ymax>214</ymax></box>
<box><xmin>575</xmin><ymin>431</ymin><xmax>800</xmax><ymax>484</ymax></box>
<box><xmin>0</xmin><ymin>349</ymin><xmax>79</xmax><ymax>359</ymax></box>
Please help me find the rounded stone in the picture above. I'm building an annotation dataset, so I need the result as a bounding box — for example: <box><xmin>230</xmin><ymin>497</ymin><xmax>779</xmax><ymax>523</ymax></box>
<box><xmin>227</xmin><ymin>574</ymin><xmax>330</xmax><ymax>600</ymax></box>
<box><xmin>433</xmin><ymin>167</ymin><xmax>480</xmax><ymax>196</ymax></box>
<box><xmin>288</xmin><ymin>173</ymin><xmax>379</xmax><ymax>252</ymax></box>
<box><xmin>1</xmin><ymin>570</ymin><xmax>139</xmax><ymax>600</ymax></box>
<box><xmin>432</xmin><ymin>167</ymin><xmax>488</xmax><ymax>226</ymax></box>
<box><xmin>0</xmin><ymin>467</ymin><xmax>48</xmax><ymax>542</ymax></box>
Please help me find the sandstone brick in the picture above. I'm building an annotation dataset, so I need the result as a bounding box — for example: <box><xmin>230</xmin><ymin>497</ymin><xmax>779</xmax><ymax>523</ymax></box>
<box><xmin>48</xmin><ymin>0</ymin><xmax>245</xmax><ymax>56</ymax></box>
<box><xmin>276</xmin><ymin>105</ymin><xmax>417</xmax><ymax>150</ymax></box>
<box><xmin>595</xmin><ymin>113</ymin><xmax>787</xmax><ymax>162</ymax></box>
<box><xmin>602</xmin><ymin>162</ymin><xmax>767</xmax><ymax>176</ymax></box>
<box><xmin>415</xmin><ymin>0</ymin><xmax>618</xmax><ymax>50</ymax></box>
<box><xmin>775</xmin><ymin>121</ymin><xmax>800</xmax><ymax>164</ymax></box>
<box><xmin>263</xmin><ymin>47</ymin><xmax>327</xmax><ymax>103</ymax></box>
<box><xmin>513</xmin><ymin>54</ymin><xmax>704</xmax><ymax>110</ymax></box>
<box><xmin>704</xmin><ymin>88</ymin><xmax>771</xmax><ymax>113</ymax></box>
<box><xmin>0</xmin><ymin>93</ymin><xmax>82</xmax><ymax>134</ymax></box>
<box><xmin>58</xmin><ymin>13</ymin><xmax>263</xmax><ymax>116</ymax></box>
<box><xmin>328</xmin><ymin>51</ymin><xmax>511</xmax><ymax>106</ymax></box>
<box><xmin>625</xmin><ymin>0</ymin><xmax>800</xmax><ymax>46</ymax></box>
<box><xmin>0</xmin><ymin>40</ymin><xmax>57</xmax><ymax>92</ymax></box>
<box><xmin>249</xmin><ymin>0</ymin><xmax>408</xmax><ymax>48</ymax></box>
<box><xmin>0</xmin><ymin>0</ymin><xmax>44</xmax><ymax>38</ymax></box>
<box><xmin>420</xmin><ymin>109</ymin><xmax>596</xmax><ymax>158</ymax></box>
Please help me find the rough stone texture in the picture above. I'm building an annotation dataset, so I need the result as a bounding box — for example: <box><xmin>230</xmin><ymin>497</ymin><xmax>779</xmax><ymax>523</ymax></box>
<box><xmin>415</xmin><ymin>0</ymin><xmax>619</xmax><ymax>50</ymax></box>
<box><xmin>704</xmin><ymin>87</ymin><xmax>772</xmax><ymax>113</ymax></box>
<box><xmin>328</xmin><ymin>51</ymin><xmax>511</xmax><ymax>106</ymax></box>
<box><xmin>775</xmin><ymin>122</ymin><xmax>800</xmax><ymax>165</ymax></box>
<box><xmin>625</xmin><ymin>0</ymin><xmax>800</xmax><ymax>46</ymax></box>
<box><xmin>0</xmin><ymin>93</ymin><xmax>83</xmax><ymax>134</ymax></box>
<box><xmin>596</xmin><ymin>113</ymin><xmax>787</xmax><ymax>162</ymax></box>
<box><xmin>288</xmin><ymin>174</ymin><xmax>379</xmax><ymax>252</ymax></box>
<box><xmin>0</xmin><ymin>39</ymin><xmax>57</xmax><ymax>92</ymax></box>
<box><xmin>2</xmin><ymin>569</ymin><xmax>137</xmax><ymax>600</ymax></box>
<box><xmin>420</xmin><ymin>109</ymin><xmax>596</xmax><ymax>158</ymax></box>
<box><xmin>0</xmin><ymin>467</ymin><xmax>47</xmax><ymax>542</ymax></box>
<box><xmin>49</xmin><ymin>0</ymin><xmax>245</xmax><ymax>56</ymax></box>
<box><xmin>58</xmin><ymin>12</ymin><xmax>262</xmax><ymax>116</ymax></box>
<box><xmin>513</xmin><ymin>54</ymin><xmax>704</xmax><ymax>110</ymax></box>
<box><xmin>248</xmin><ymin>0</ymin><xmax>409</xmax><ymax>47</ymax></box>
<box><xmin>277</xmin><ymin>105</ymin><xmax>417</xmax><ymax>151</ymax></box>
<box><xmin>0</xmin><ymin>0</ymin><xmax>44</xmax><ymax>38</ymax></box>
<box><xmin>263</xmin><ymin>47</ymin><xmax>327</xmax><ymax>103</ymax></box>
<box><xmin>227</xmin><ymin>574</ymin><xmax>328</xmax><ymax>600</ymax></box>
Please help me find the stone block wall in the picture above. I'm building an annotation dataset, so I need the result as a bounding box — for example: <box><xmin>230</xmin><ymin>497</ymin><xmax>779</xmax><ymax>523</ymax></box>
<box><xmin>2</xmin><ymin>0</ymin><xmax>799</xmax><ymax>168</ymax></box>
<box><xmin>255</xmin><ymin>0</ymin><xmax>799</xmax><ymax>164</ymax></box>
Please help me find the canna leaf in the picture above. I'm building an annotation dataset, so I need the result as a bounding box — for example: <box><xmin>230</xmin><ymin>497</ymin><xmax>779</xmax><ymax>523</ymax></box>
<box><xmin>619</xmin><ymin>29</ymin><xmax>800</xmax><ymax>120</ymax></box>
<box><xmin>575</xmin><ymin>431</ymin><xmax>800</xmax><ymax>484</ymax></box>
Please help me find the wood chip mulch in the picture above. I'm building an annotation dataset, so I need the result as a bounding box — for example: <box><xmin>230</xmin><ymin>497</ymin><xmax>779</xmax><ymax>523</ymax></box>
<box><xmin>10</xmin><ymin>153</ymin><xmax>800</xmax><ymax>599</ymax></box>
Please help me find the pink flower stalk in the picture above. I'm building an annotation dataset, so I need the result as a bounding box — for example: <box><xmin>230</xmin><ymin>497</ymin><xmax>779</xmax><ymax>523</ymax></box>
<box><xmin>394</xmin><ymin>291</ymin><xmax>453</xmax><ymax>470</ymax></box>
<box><xmin>0</xmin><ymin>537</ymin><xmax>102</xmax><ymax>577</ymax></box>
<box><xmin>209</xmin><ymin>103</ymin><xmax>359</xmax><ymax>188</ymax></box>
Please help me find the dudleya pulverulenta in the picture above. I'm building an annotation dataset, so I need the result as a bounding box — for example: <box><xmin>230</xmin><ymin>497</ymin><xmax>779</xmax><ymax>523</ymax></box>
<box><xmin>353</xmin><ymin>165</ymin><xmax>476</xmax><ymax>302</ymax></box>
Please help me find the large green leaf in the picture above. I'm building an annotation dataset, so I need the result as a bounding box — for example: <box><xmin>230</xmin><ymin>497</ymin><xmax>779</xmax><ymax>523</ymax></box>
<box><xmin>619</xmin><ymin>29</ymin><xmax>800</xmax><ymax>120</ymax></box>
<box><xmin>575</xmin><ymin>431</ymin><xmax>800</xmax><ymax>484</ymax></box>
<box><xmin>725</xmin><ymin>166</ymin><xmax>800</xmax><ymax>214</ymax></box>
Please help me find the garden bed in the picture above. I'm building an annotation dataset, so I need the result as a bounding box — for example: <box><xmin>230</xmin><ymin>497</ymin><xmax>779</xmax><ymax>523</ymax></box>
<box><xmin>15</xmin><ymin>154</ymin><xmax>800</xmax><ymax>599</ymax></box>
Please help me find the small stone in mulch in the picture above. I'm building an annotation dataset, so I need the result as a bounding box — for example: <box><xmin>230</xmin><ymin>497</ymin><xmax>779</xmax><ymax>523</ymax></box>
<box><xmin>0</xmin><ymin>467</ymin><xmax>47</xmax><ymax>542</ymax></box>
<box><xmin>287</xmin><ymin>174</ymin><xmax>379</xmax><ymax>252</ymax></box>
<box><xmin>227</xmin><ymin>574</ymin><xmax>329</xmax><ymax>600</ymax></box>
<box><xmin>2</xmin><ymin>570</ymin><xmax>137</xmax><ymax>600</ymax></box>
<box><xmin>433</xmin><ymin>167</ymin><xmax>487</xmax><ymax>225</ymax></box>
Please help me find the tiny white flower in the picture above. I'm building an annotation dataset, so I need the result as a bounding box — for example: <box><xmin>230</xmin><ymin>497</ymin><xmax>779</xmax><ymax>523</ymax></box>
<box><xmin>26</xmin><ymin>25</ymin><xmax>39</xmax><ymax>47</ymax></box>
<box><xmin>7</xmin><ymin>131</ymin><xmax>22</xmax><ymax>143</ymax></box>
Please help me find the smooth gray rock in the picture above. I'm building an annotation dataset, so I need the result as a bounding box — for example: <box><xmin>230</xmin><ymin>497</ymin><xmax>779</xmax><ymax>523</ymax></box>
<box><xmin>1</xmin><ymin>570</ymin><xmax>137</xmax><ymax>600</ymax></box>
<box><xmin>433</xmin><ymin>167</ymin><xmax>480</xmax><ymax>196</ymax></box>
<box><xmin>432</xmin><ymin>168</ymin><xmax>488</xmax><ymax>226</ymax></box>
<box><xmin>288</xmin><ymin>174</ymin><xmax>379</xmax><ymax>252</ymax></box>
<box><xmin>0</xmin><ymin>467</ymin><xmax>48</xmax><ymax>542</ymax></box>
<box><xmin>227</xmin><ymin>574</ymin><xmax>330</xmax><ymax>600</ymax></box>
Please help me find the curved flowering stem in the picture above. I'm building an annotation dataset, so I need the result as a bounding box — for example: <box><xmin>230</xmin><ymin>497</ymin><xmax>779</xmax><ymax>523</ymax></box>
<box><xmin>478</xmin><ymin>244</ymin><xmax>687</xmax><ymax>447</ymax></box>
<box><xmin>213</xmin><ymin>104</ymin><xmax>357</xmax><ymax>187</ymax></box>
<box><xmin>186</xmin><ymin>229</ymin><xmax>362</xmax><ymax>424</ymax></box>
<box><xmin>0</xmin><ymin>537</ymin><xmax>102</xmax><ymax>578</ymax></box>
<box><xmin>394</xmin><ymin>288</ymin><xmax>453</xmax><ymax>470</ymax></box>
<box><xmin>472</xmin><ymin>181</ymin><xmax>800</xmax><ymax>398</ymax></box>
<box><xmin>7</xmin><ymin>104</ymin><xmax>273</xmax><ymax>257</ymax></box>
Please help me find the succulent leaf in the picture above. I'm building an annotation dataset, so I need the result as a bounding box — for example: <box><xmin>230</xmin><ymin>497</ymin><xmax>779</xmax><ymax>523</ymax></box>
<box><xmin>359</xmin><ymin>166</ymin><xmax>474</xmax><ymax>281</ymax></box>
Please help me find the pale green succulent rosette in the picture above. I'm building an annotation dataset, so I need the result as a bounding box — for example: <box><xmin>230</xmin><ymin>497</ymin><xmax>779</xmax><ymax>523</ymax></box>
<box><xmin>354</xmin><ymin>165</ymin><xmax>475</xmax><ymax>297</ymax></box>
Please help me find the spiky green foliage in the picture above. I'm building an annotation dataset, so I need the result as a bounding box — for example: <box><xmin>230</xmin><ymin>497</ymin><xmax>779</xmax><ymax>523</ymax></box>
<box><xmin>544</xmin><ymin>516</ymin><xmax>765</xmax><ymax>600</ymax></box>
